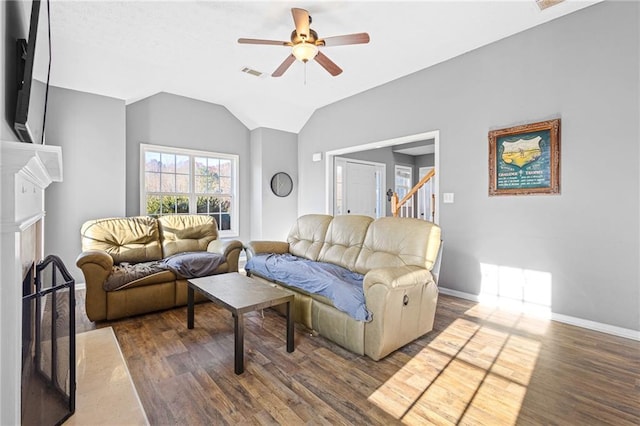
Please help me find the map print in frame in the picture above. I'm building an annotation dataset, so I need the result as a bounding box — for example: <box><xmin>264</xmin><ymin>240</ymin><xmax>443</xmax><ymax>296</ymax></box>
<box><xmin>488</xmin><ymin>119</ymin><xmax>560</xmax><ymax>196</ymax></box>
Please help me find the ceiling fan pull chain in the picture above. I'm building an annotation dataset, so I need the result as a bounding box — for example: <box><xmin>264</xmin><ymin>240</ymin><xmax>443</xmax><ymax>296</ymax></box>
<box><xmin>304</xmin><ymin>61</ymin><xmax>307</xmax><ymax>85</ymax></box>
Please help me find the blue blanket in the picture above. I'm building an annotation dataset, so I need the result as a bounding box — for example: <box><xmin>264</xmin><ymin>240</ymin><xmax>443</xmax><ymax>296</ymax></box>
<box><xmin>103</xmin><ymin>251</ymin><xmax>225</xmax><ymax>291</ymax></box>
<box><xmin>245</xmin><ymin>253</ymin><xmax>372</xmax><ymax>322</ymax></box>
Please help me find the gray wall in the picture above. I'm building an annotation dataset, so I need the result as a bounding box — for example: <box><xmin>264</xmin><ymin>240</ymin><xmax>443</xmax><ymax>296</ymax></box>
<box><xmin>250</xmin><ymin>127</ymin><xmax>298</xmax><ymax>240</ymax></box>
<box><xmin>298</xmin><ymin>2</ymin><xmax>640</xmax><ymax>330</ymax></box>
<box><xmin>250</xmin><ymin>129</ymin><xmax>263</xmax><ymax>239</ymax></box>
<box><xmin>415</xmin><ymin>154</ymin><xmax>435</xmax><ymax>173</ymax></box>
<box><xmin>126</xmin><ymin>92</ymin><xmax>251</xmax><ymax>242</ymax></box>
<box><xmin>44</xmin><ymin>87</ymin><xmax>126</xmax><ymax>281</ymax></box>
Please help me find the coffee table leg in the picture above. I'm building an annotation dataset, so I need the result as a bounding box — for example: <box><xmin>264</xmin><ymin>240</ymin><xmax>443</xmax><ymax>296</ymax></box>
<box><xmin>286</xmin><ymin>300</ymin><xmax>294</xmax><ymax>353</ymax></box>
<box><xmin>234</xmin><ymin>313</ymin><xmax>244</xmax><ymax>374</ymax></box>
<box><xmin>187</xmin><ymin>286</ymin><xmax>194</xmax><ymax>329</ymax></box>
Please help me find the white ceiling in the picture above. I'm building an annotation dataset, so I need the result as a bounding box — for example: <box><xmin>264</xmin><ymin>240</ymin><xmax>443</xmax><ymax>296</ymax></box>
<box><xmin>44</xmin><ymin>0</ymin><xmax>600</xmax><ymax>133</ymax></box>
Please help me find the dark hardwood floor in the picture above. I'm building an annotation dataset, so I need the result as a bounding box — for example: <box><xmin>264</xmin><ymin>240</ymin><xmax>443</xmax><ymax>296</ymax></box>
<box><xmin>75</xmin><ymin>290</ymin><xmax>640</xmax><ymax>425</ymax></box>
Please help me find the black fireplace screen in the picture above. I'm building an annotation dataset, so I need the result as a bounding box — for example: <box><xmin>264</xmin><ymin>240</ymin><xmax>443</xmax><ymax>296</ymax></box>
<box><xmin>22</xmin><ymin>255</ymin><xmax>76</xmax><ymax>426</ymax></box>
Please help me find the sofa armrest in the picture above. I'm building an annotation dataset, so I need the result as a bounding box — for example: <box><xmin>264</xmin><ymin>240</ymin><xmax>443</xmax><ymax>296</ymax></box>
<box><xmin>243</xmin><ymin>241</ymin><xmax>290</xmax><ymax>261</ymax></box>
<box><xmin>75</xmin><ymin>250</ymin><xmax>114</xmax><ymax>322</ymax></box>
<box><xmin>207</xmin><ymin>239</ymin><xmax>243</xmax><ymax>258</ymax></box>
<box><xmin>363</xmin><ymin>265</ymin><xmax>438</xmax><ymax>361</ymax></box>
<box><xmin>76</xmin><ymin>249</ymin><xmax>114</xmax><ymax>271</ymax></box>
<box><xmin>207</xmin><ymin>239</ymin><xmax>243</xmax><ymax>272</ymax></box>
<box><xmin>363</xmin><ymin>266</ymin><xmax>434</xmax><ymax>292</ymax></box>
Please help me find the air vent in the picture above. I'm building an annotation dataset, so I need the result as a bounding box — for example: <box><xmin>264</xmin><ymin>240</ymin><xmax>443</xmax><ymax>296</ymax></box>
<box><xmin>241</xmin><ymin>67</ymin><xmax>263</xmax><ymax>77</ymax></box>
<box><xmin>536</xmin><ymin>0</ymin><xmax>565</xmax><ymax>10</ymax></box>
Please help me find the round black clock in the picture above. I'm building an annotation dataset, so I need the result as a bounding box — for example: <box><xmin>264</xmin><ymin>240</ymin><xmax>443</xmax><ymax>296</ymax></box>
<box><xmin>270</xmin><ymin>172</ymin><xmax>293</xmax><ymax>197</ymax></box>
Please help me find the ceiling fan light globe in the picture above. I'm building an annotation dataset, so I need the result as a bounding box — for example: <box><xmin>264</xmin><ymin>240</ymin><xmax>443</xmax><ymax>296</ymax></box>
<box><xmin>292</xmin><ymin>42</ymin><xmax>318</xmax><ymax>63</ymax></box>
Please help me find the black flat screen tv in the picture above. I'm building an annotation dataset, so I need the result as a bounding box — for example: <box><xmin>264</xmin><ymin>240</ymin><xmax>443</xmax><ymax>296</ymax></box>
<box><xmin>14</xmin><ymin>0</ymin><xmax>51</xmax><ymax>144</ymax></box>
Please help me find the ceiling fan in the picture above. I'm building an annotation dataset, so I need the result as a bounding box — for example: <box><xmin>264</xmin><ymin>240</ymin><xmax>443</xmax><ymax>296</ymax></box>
<box><xmin>238</xmin><ymin>8</ymin><xmax>370</xmax><ymax>77</ymax></box>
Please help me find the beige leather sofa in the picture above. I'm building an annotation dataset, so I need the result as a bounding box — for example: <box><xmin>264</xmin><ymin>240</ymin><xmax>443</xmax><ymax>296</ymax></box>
<box><xmin>76</xmin><ymin>214</ymin><xmax>243</xmax><ymax>321</ymax></box>
<box><xmin>244</xmin><ymin>214</ymin><xmax>442</xmax><ymax>361</ymax></box>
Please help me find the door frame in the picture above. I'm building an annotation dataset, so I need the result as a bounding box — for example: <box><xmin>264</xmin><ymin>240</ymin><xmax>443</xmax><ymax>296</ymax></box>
<box><xmin>325</xmin><ymin>130</ymin><xmax>440</xmax><ymax>224</ymax></box>
<box><xmin>334</xmin><ymin>157</ymin><xmax>386</xmax><ymax>217</ymax></box>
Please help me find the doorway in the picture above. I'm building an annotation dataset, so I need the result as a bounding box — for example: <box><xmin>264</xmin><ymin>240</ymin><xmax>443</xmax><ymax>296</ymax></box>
<box><xmin>334</xmin><ymin>157</ymin><xmax>385</xmax><ymax>217</ymax></box>
<box><xmin>325</xmin><ymin>130</ymin><xmax>440</xmax><ymax>224</ymax></box>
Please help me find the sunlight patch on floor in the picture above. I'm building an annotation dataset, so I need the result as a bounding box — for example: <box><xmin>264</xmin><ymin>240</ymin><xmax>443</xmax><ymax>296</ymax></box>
<box><xmin>368</xmin><ymin>309</ymin><xmax>543</xmax><ymax>424</ymax></box>
<box><xmin>464</xmin><ymin>303</ymin><xmax>551</xmax><ymax>336</ymax></box>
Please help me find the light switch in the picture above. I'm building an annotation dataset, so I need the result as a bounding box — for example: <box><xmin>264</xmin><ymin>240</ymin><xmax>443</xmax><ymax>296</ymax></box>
<box><xmin>443</xmin><ymin>193</ymin><xmax>455</xmax><ymax>204</ymax></box>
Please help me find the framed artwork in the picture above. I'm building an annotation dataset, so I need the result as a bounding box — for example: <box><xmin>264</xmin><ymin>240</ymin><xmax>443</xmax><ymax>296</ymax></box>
<box><xmin>488</xmin><ymin>119</ymin><xmax>560</xmax><ymax>196</ymax></box>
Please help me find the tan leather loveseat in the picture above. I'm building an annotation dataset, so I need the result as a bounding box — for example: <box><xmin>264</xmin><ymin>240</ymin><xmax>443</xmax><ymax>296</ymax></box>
<box><xmin>76</xmin><ymin>214</ymin><xmax>243</xmax><ymax>321</ymax></box>
<box><xmin>244</xmin><ymin>214</ymin><xmax>441</xmax><ymax>361</ymax></box>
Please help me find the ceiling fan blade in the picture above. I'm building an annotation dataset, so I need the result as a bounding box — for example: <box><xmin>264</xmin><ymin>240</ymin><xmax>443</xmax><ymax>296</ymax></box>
<box><xmin>314</xmin><ymin>51</ymin><xmax>343</xmax><ymax>76</ymax></box>
<box><xmin>319</xmin><ymin>32</ymin><xmax>370</xmax><ymax>47</ymax></box>
<box><xmin>238</xmin><ymin>38</ymin><xmax>291</xmax><ymax>46</ymax></box>
<box><xmin>291</xmin><ymin>8</ymin><xmax>310</xmax><ymax>39</ymax></box>
<box><xmin>272</xmin><ymin>54</ymin><xmax>296</xmax><ymax>77</ymax></box>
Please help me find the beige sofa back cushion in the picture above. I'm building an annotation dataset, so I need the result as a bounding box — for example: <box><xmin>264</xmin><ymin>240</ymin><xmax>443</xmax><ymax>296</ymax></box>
<box><xmin>354</xmin><ymin>217</ymin><xmax>441</xmax><ymax>274</ymax></box>
<box><xmin>158</xmin><ymin>215</ymin><xmax>219</xmax><ymax>257</ymax></box>
<box><xmin>80</xmin><ymin>216</ymin><xmax>163</xmax><ymax>264</ymax></box>
<box><xmin>317</xmin><ymin>215</ymin><xmax>373</xmax><ymax>270</ymax></box>
<box><xmin>287</xmin><ymin>214</ymin><xmax>333</xmax><ymax>261</ymax></box>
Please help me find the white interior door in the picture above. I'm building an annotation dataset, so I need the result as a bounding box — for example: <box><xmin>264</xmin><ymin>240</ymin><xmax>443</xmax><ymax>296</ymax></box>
<box><xmin>346</xmin><ymin>162</ymin><xmax>377</xmax><ymax>216</ymax></box>
<box><xmin>334</xmin><ymin>157</ymin><xmax>385</xmax><ymax>218</ymax></box>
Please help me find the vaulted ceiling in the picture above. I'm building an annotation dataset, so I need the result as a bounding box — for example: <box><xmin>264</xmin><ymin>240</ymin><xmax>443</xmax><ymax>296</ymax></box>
<box><xmin>42</xmin><ymin>1</ymin><xmax>600</xmax><ymax>133</ymax></box>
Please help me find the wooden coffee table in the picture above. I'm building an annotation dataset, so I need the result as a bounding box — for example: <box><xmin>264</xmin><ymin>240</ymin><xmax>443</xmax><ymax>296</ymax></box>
<box><xmin>186</xmin><ymin>272</ymin><xmax>295</xmax><ymax>374</ymax></box>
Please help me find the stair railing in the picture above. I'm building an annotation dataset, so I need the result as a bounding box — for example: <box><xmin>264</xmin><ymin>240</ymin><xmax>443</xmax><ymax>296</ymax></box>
<box><xmin>391</xmin><ymin>168</ymin><xmax>436</xmax><ymax>220</ymax></box>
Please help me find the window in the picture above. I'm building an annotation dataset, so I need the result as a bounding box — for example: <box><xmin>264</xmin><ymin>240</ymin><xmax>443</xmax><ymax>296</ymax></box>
<box><xmin>395</xmin><ymin>164</ymin><xmax>413</xmax><ymax>212</ymax></box>
<box><xmin>140</xmin><ymin>144</ymin><xmax>239</xmax><ymax>236</ymax></box>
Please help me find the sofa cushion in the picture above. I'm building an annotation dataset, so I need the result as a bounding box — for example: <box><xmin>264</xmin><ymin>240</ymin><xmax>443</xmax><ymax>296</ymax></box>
<box><xmin>80</xmin><ymin>216</ymin><xmax>163</xmax><ymax>264</ymax></box>
<box><xmin>317</xmin><ymin>215</ymin><xmax>372</xmax><ymax>271</ymax></box>
<box><xmin>354</xmin><ymin>217</ymin><xmax>442</xmax><ymax>274</ymax></box>
<box><xmin>287</xmin><ymin>214</ymin><xmax>333</xmax><ymax>261</ymax></box>
<box><xmin>159</xmin><ymin>214</ymin><xmax>219</xmax><ymax>257</ymax></box>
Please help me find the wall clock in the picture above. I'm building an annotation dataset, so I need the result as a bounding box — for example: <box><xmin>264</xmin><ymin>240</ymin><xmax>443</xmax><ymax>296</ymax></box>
<box><xmin>270</xmin><ymin>172</ymin><xmax>293</xmax><ymax>197</ymax></box>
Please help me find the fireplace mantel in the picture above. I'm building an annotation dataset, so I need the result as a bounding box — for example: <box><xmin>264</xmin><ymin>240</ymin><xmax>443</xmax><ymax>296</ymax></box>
<box><xmin>1</xmin><ymin>140</ymin><xmax>63</xmax><ymax>424</ymax></box>
<box><xmin>1</xmin><ymin>141</ymin><xmax>63</xmax><ymax>230</ymax></box>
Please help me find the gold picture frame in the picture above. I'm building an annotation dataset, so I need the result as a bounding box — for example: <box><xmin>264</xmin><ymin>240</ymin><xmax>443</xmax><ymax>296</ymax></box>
<box><xmin>488</xmin><ymin>119</ymin><xmax>560</xmax><ymax>196</ymax></box>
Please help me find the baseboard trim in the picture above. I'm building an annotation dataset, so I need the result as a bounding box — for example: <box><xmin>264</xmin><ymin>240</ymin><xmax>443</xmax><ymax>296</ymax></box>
<box><xmin>550</xmin><ymin>313</ymin><xmax>640</xmax><ymax>341</ymax></box>
<box><xmin>438</xmin><ymin>287</ymin><xmax>481</xmax><ymax>302</ymax></box>
<box><xmin>438</xmin><ymin>286</ymin><xmax>640</xmax><ymax>342</ymax></box>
